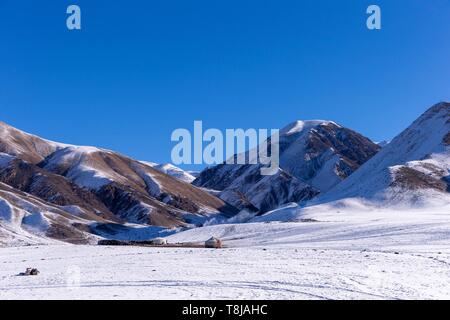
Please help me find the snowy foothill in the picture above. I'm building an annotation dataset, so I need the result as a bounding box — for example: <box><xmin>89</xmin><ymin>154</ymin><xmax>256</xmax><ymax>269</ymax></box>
<box><xmin>2</xmin><ymin>202</ymin><xmax>450</xmax><ymax>300</ymax></box>
<box><xmin>2</xmin><ymin>211</ymin><xmax>450</xmax><ymax>299</ymax></box>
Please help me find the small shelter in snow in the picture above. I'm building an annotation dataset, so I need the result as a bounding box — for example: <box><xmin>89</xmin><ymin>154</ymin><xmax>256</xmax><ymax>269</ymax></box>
<box><xmin>150</xmin><ymin>238</ymin><xmax>168</xmax><ymax>245</ymax></box>
<box><xmin>205</xmin><ymin>237</ymin><xmax>223</xmax><ymax>249</ymax></box>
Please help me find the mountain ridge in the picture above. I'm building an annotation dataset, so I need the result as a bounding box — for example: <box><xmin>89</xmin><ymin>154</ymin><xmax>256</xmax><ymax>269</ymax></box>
<box><xmin>1</xmin><ymin>102</ymin><xmax>448</xmax><ymax>245</ymax></box>
<box><xmin>194</xmin><ymin>118</ymin><xmax>380</xmax><ymax>213</ymax></box>
<box><xmin>0</xmin><ymin>121</ymin><xmax>239</xmax><ymax>244</ymax></box>
<box><xmin>254</xmin><ymin>102</ymin><xmax>450</xmax><ymax>223</ymax></box>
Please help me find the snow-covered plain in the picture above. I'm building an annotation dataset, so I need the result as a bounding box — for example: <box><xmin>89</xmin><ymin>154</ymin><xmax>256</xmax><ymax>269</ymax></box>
<box><xmin>2</xmin><ymin>210</ymin><xmax>450</xmax><ymax>300</ymax></box>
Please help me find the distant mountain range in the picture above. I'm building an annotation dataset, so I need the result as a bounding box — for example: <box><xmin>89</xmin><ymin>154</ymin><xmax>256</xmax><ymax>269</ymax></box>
<box><xmin>0</xmin><ymin>102</ymin><xmax>449</xmax><ymax>245</ymax></box>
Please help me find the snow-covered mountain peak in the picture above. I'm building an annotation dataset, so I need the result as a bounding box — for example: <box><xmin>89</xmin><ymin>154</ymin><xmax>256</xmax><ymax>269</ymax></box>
<box><xmin>278</xmin><ymin>119</ymin><xmax>380</xmax><ymax>191</ymax></box>
<box><xmin>423</xmin><ymin>101</ymin><xmax>449</xmax><ymax>116</ymax></box>
<box><xmin>140</xmin><ymin>162</ymin><xmax>196</xmax><ymax>183</ymax></box>
<box><xmin>194</xmin><ymin>118</ymin><xmax>379</xmax><ymax>213</ymax></box>
<box><xmin>377</xmin><ymin>140</ymin><xmax>390</xmax><ymax>148</ymax></box>
<box><xmin>280</xmin><ymin>120</ymin><xmax>339</xmax><ymax>136</ymax></box>
<box><xmin>376</xmin><ymin>101</ymin><xmax>449</xmax><ymax>167</ymax></box>
<box><xmin>315</xmin><ymin>102</ymin><xmax>450</xmax><ymax>207</ymax></box>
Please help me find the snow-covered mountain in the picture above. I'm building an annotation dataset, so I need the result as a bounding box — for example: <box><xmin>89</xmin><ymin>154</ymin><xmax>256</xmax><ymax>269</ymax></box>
<box><xmin>208</xmin><ymin>165</ymin><xmax>320</xmax><ymax>213</ymax></box>
<box><xmin>317</xmin><ymin>102</ymin><xmax>450</xmax><ymax>207</ymax></box>
<box><xmin>377</xmin><ymin>140</ymin><xmax>390</xmax><ymax>148</ymax></box>
<box><xmin>39</xmin><ymin>145</ymin><xmax>237</xmax><ymax>226</ymax></box>
<box><xmin>194</xmin><ymin>120</ymin><xmax>380</xmax><ymax>213</ymax></box>
<box><xmin>1</xmin><ymin>102</ymin><xmax>447</xmax><ymax>245</ymax></box>
<box><xmin>0</xmin><ymin>181</ymin><xmax>102</xmax><ymax>246</ymax></box>
<box><xmin>0</xmin><ymin>121</ymin><xmax>67</xmax><ymax>164</ymax></box>
<box><xmin>0</xmin><ymin>153</ymin><xmax>120</xmax><ymax>222</ymax></box>
<box><xmin>0</xmin><ymin>121</ymin><xmax>238</xmax><ymax>244</ymax></box>
<box><xmin>255</xmin><ymin>102</ymin><xmax>450</xmax><ymax>223</ymax></box>
<box><xmin>141</xmin><ymin>162</ymin><xmax>197</xmax><ymax>183</ymax></box>
<box><xmin>278</xmin><ymin>120</ymin><xmax>381</xmax><ymax>190</ymax></box>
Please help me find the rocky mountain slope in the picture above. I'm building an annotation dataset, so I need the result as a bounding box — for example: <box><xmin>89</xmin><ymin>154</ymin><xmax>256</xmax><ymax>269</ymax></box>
<box><xmin>0</xmin><ymin>121</ymin><xmax>67</xmax><ymax>164</ymax></box>
<box><xmin>0</xmin><ymin>122</ymin><xmax>238</xmax><ymax>245</ymax></box>
<box><xmin>39</xmin><ymin>145</ymin><xmax>237</xmax><ymax>226</ymax></box>
<box><xmin>254</xmin><ymin>102</ymin><xmax>450</xmax><ymax>223</ymax></box>
<box><xmin>315</xmin><ymin>102</ymin><xmax>450</xmax><ymax>207</ymax></box>
<box><xmin>1</xmin><ymin>102</ymin><xmax>448</xmax><ymax>245</ymax></box>
<box><xmin>0</xmin><ymin>182</ymin><xmax>102</xmax><ymax>246</ymax></box>
<box><xmin>194</xmin><ymin>120</ymin><xmax>380</xmax><ymax>213</ymax></box>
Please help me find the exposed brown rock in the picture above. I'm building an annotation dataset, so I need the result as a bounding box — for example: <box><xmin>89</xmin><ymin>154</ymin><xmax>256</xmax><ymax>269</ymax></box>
<box><xmin>0</xmin><ymin>121</ymin><xmax>61</xmax><ymax>164</ymax></box>
<box><xmin>0</xmin><ymin>158</ymin><xmax>119</xmax><ymax>222</ymax></box>
<box><xmin>0</xmin><ymin>182</ymin><xmax>101</xmax><ymax>243</ymax></box>
<box><xmin>300</xmin><ymin>123</ymin><xmax>381</xmax><ymax>181</ymax></box>
<box><xmin>391</xmin><ymin>167</ymin><xmax>447</xmax><ymax>192</ymax></box>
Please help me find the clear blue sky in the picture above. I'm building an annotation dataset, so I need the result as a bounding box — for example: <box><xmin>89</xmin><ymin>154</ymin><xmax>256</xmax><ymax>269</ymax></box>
<box><xmin>1</xmin><ymin>0</ymin><xmax>449</xmax><ymax>170</ymax></box>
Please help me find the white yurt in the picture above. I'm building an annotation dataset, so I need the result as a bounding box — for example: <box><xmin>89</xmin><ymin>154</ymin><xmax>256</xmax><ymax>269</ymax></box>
<box><xmin>205</xmin><ymin>237</ymin><xmax>222</xmax><ymax>249</ymax></box>
<box><xmin>151</xmin><ymin>237</ymin><xmax>168</xmax><ymax>245</ymax></box>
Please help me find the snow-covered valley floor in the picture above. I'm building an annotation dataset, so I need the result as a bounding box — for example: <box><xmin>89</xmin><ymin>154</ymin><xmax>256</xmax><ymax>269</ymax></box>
<box><xmin>2</xmin><ymin>213</ymin><xmax>450</xmax><ymax>300</ymax></box>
